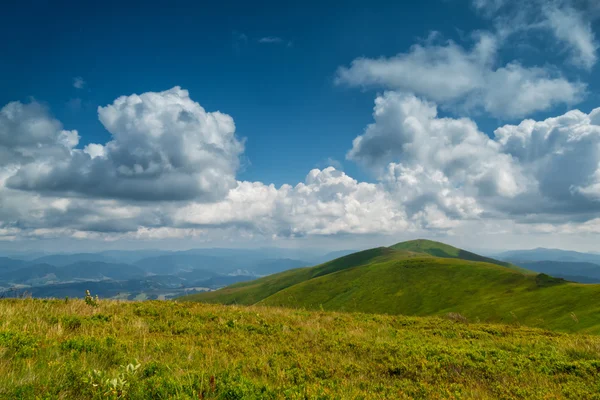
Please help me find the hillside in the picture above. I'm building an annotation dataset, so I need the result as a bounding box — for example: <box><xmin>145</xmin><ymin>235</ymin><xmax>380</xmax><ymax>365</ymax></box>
<box><xmin>183</xmin><ymin>240</ymin><xmax>600</xmax><ymax>334</ymax></box>
<box><xmin>390</xmin><ymin>239</ymin><xmax>522</xmax><ymax>269</ymax></box>
<box><xmin>2</xmin><ymin>299</ymin><xmax>600</xmax><ymax>399</ymax></box>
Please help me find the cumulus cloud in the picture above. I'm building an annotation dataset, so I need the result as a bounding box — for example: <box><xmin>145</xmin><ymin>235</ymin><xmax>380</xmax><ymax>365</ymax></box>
<box><xmin>336</xmin><ymin>34</ymin><xmax>585</xmax><ymax>118</ymax></box>
<box><xmin>349</xmin><ymin>91</ymin><xmax>600</xmax><ymax>222</ymax></box>
<box><xmin>174</xmin><ymin>167</ymin><xmax>411</xmax><ymax>237</ymax></box>
<box><xmin>5</xmin><ymin>87</ymin><xmax>244</xmax><ymax>201</ymax></box>
<box><xmin>348</xmin><ymin>92</ymin><xmax>526</xmax><ymax>198</ymax></box>
<box><xmin>0</xmin><ymin>101</ymin><xmax>79</xmax><ymax>167</ymax></box>
<box><xmin>493</xmin><ymin>106</ymin><xmax>600</xmax><ymax>216</ymax></box>
<box><xmin>2</xmin><ymin>86</ymin><xmax>600</xmax><ymax>244</ymax></box>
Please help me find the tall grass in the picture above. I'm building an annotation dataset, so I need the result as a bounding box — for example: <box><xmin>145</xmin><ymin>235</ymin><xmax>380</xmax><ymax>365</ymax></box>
<box><xmin>2</xmin><ymin>298</ymin><xmax>600</xmax><ymax>399</ymax></box>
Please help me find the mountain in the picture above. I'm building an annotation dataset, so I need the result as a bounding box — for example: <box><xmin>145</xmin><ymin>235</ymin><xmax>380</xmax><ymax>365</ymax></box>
<box><xmin>182</xmin><ymin>239</ymin><xmax>600</xmax><ymax>333</ymax></box>
<box><xmin>494</xmin><ymin>248</ymin><xmax>600</xmax><ymax>283</ymax></box>
<box><xmin>134</xmin><ymin>254</ymin><xmax>231</xmax><ymax>274</ymax></box>
<box><xmin>497</xmin><ymin>248</ymin><xmax>600</xmax><ymax>264</ymax></box>
<box><xmin>0</xmin><ymin>261</ymin><xmax>146</xmax><ymax>285</ymax></box>
<box><xmin>30</xmin><ymin>253</ymin><xmax>117</xmax><ymax>267</ymax></box>
<box><xmin>248</xmin><ymin>258</ymin><xmax>308</xmax><ymax>275</ymax></box>
<box><xmin>517</xmin><ymin>261</ymin><xmax>600</xmax><ymax>283</ymax></box>
<box><xmin>0</xmin><ymin>257</ymin><xmax>26</xmax><ymax>272</ymax></box>
<box><xmin>391</xmin><ymin>239</ymin><xmax>519</xmax><ymax>268</ymax></box>
<box><xmin>306</xmin><ymin>249</ymin><xmax>357</xmax><ymax>265</ymax></box>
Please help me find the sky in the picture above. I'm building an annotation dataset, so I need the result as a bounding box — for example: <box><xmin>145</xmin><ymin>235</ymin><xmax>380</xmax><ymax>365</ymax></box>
<box><xmin>1</xmin><ymin>0</ymin><xmax>600</xmax><ymax>252</ymax></box>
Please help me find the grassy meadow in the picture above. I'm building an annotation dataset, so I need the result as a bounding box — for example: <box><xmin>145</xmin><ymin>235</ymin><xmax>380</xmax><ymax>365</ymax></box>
<box><xmin>2</xmin><ymin>298</ymin><xmax>600</xmax><ymax>399</ymax></box>
<box><xmin>182</xmin><ymin>245</ymin><xmax>600</xmax><ymax>334</ymax></box>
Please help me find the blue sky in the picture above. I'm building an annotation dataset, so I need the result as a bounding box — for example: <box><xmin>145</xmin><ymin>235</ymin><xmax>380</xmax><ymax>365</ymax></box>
<box><xmin>2</xmin><ymin>0</ymin><xmax>600</xmax><ymax>252</ymax></box>
<box><xmin>3</xmin><ymin>0</ymin><xmax>570</xmax><ymax>184</ymax></box>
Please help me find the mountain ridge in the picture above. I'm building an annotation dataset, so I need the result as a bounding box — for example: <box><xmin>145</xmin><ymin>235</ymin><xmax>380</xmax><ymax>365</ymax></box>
<box><xmin>182</xmin><ymin>239</ymin><xmax>600</xmax><ymax>333</ymax></box>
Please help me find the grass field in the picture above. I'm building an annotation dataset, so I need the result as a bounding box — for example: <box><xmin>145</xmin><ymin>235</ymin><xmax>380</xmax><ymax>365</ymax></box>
<box><xmin>182</xmin><ymin>242</ymin><xmax>600</xmax><ymax>334</ymax></box>
<box><xmin>2</xmin><ymin>298</ymin><xmax>600</xmax><ymax>399</ymax></box>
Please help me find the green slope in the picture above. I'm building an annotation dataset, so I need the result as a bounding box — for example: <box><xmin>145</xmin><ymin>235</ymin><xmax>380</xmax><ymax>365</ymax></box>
<box><xmin>185</xmin><ymin>247</ymin><xmax>410</xmax><ymax>305</ymax></box>
<box><xmin>260</xmin><ymin>258</ymin><xmax>600</xmax><ymax>333</ymax></box>
<box><xmin>389</xmin><ymin>239</ymin><xmax>522</xmax><ymax>269</ymax></box>
<box><xmin>181</xmin><ymin>240</ymin><xmax>600</xmax><ymax>333</ymax></box>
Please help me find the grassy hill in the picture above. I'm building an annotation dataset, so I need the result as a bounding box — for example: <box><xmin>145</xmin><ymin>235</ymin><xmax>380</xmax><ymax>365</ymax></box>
<box><xmin>2</xmin><ymin>299</ymin><xmax>600</xmax><ymax>399</ymax></box>
<box><xmin>182</xmin><ymin>240</ymin><xmax>600</xmax><ymax>334</ymax></box>
<box><xmin>389</xmin><ymin>239</ymin><xmax>521</xmax><ymax>269</ymax></box>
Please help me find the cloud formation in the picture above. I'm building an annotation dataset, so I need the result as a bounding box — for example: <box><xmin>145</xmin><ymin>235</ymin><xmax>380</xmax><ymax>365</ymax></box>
<box><xmin>5</xmin><ymin>87</ymin><xmax>244</xmax><ymax>201</ymax></box>
<box><xmin>175</xmin><ymin>167</ymin><xmax>409</xmax><ymax>237</ymax></box>
<box><xmin>336</xmin><ymin>33</ymin><xmax>585</xmax><ymax>118</ymax></box>
<box><xmin>258</xmin><ymin>36</ymin><xmax>292</xmax><ymax>47</ymax></box>
<box><xmin>349</xmin><ymin>91</ymin><xmax>600</xmax><ymax>222</ymax></box>
<box><xmin>1</xmin><ymin>84</ymin><xmax>600</xmax><ymax>244</ymax></box>
<box><xmin>473</xmin><ymin>0</ymin><xmax>598</xmax><ymax>70</ymax></box>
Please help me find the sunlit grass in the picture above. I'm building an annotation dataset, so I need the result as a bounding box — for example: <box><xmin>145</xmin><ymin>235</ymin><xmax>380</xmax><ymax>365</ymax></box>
<box><xmin>2</xmin><ymin>298</ymin><xmax>600</xmax><ymax>399</ymax></box>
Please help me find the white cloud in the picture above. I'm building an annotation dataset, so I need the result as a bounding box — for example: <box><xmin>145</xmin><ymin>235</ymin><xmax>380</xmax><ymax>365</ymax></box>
<box><xmin>543</xmin><ymin>4</ymin><xmax>598</xmax><ymax>69</ymax></box>
<box><xmin>175</xmin><ymin>167</ymin><xmax>412</xmax><ymax>237</ymax></box>
<box><xmin>336</xmin><ymin>33</ymin><xmax>585</xmax><ymax>118</ymax></box>
<box><xmin>348</xmin><ymin>91</ymin><xmax>527</xmax><ymax>199</ymax></box>
<box><xmin>258</xmin><ymin>36</ymin><xmax>292</xmax><ymax>46</ymax></box>
<box><xmin>350</xmin><ymin>91</ymin><xmax>600</xmax><ymax>222</ymax></box>
<box><xmin>0</xmin><ymin>101</ymin><xmax>79</xmax><ymax>167</ymax></box>
<box><xmin>493</xmin><ymin>105</ymin><xmax>600</xmax><ymax>215</ymax></box>
<box><xmin>473</xmin><ymin>0</ymin><xmax>598</xmax><ymax>70</ymax></box>
<box><xmin>73</xmin><ymin>77</ymin><xmax>85</xmax><ymax>89</ymax></box>
<box><xmin>2</xmin><ymin>87</ymin><xmax>600</xmax><ymax>247</ymax></box>
<box><xmin>5</xmin><ymin>87</ymin><xmax>244</xmax><ymax>201</ymax></box>
<box><xmin>258</xmin><ymin>36</ymin><xmax>284</xmax><ymax>44</ymax></box>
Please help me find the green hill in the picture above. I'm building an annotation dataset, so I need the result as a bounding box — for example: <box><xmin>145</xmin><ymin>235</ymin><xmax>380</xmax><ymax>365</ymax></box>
<box><xmin>2</xmin><ymin>299</ymin><xmax>600</xmax><ymax>399</ymax></box>
<box><xmin>389</xmin><ymin>239</ymin><xmax>521</xmax><ymax>269</ymax></box>
<box><xmin>182</xmin><ymin>240</ymin><xmax>600</xmax><ymax>334</ymax></box>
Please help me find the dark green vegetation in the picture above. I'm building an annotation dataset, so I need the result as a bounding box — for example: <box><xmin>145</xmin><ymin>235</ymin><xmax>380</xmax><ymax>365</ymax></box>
<box><xmin>183</xmin><ymin>239</ymin><xmax>600</xmax><ymax>334</ymax></box>
<box><xmin>3</xmin><ymin>299</ymin><xmax>600</xmax><ymax>399</ymax></box>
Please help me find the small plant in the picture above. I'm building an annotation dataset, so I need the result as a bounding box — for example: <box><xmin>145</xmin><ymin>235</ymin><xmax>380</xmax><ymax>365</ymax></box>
<box><xmin>85</xmin><ymin>290</ymin><xmax>99</xmax><ymax>307</ymax></box>
<box><xmin>83</xmin><ymin>360</ymin><xmax>141</xmax><ymax>399</ymax></box>
<box><xmin>445</xmin><ymin>312</ymin><xmax>468</xmax><ymax>323</ymax></box>
<box><xmin>570</xmin><ymin>312</ymin><xmax>579</xmax><ymax>323</ymax></box>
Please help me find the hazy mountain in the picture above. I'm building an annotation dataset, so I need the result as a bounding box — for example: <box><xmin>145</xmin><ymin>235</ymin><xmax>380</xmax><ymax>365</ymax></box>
<box><xmin>0</xmin><ymin>261</ymin><xmax>146</xmax><ymax>285</ymax></box>
<box><xmin>30</xmin><ymin>253</ymin><xmax>117</xmax><ymax>267</ymax></box>
<box><xmin>134</xmin><ymin>254</ymin><xmax>228</xmax><ymax>274</ymax></box>
<box><xmin>249</xmin><ymin>258</ymin><xmax>309</xmax><ymax>275</ymax></box>
<box><xmin>0</xmin><ymin>246</ymin><xmax>373</xmax><ymax>300</ymax></box>
<box><xmin>307</xmin><ymin>250</ymin><xmax>357</xmax><ymax>265</ymax></box>
<box><xmin>517</xmin><ymin>261</ymin><xmax>600</xmax><ymax>283</ymax></box>
<box><xmin>497</xmin><ymin>248</ymin><xmax>600</xmax><ymax>264</ymax></box>
<box><xmin>0</xmin><ymin>257</ymin><xmax>26</xmax><ymax>271</ymax></box>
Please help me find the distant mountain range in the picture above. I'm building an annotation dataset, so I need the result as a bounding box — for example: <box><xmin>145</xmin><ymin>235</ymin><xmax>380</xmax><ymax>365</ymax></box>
<box><xmin>0</xmin><ymin>247</ymin><xmax>354</xmax><ymax>300</ymax></box>
<box><xmin>182</xmin><ymin>239</ymin><xmax>600</xmax><ymax>334</ymax></box>
<box><xmin>493</xmin><ymin>248</ymin><xmax>600</xmax><ymax>283</ymax></box>
<box><xmin>496</xmin><ymin>248</ymin><xmax>600</xmax><ymax>264</ymax></box>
